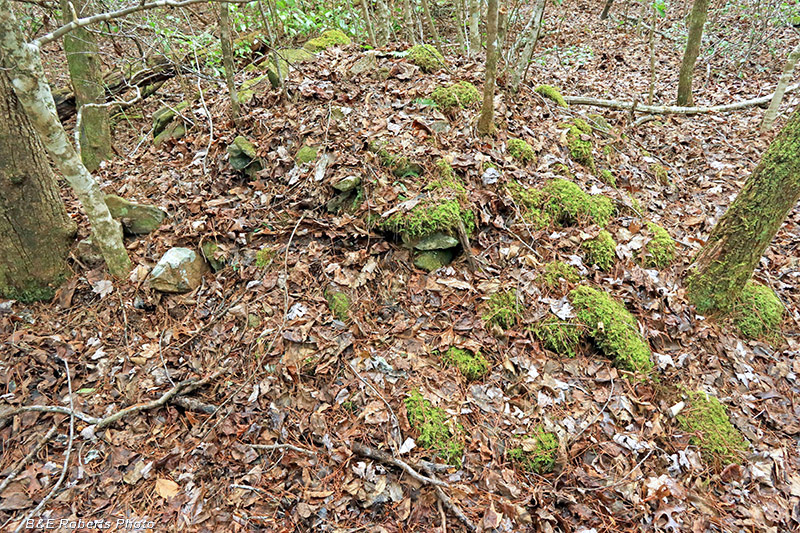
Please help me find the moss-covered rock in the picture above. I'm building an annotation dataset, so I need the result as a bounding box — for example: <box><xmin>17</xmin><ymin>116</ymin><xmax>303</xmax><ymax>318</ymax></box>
<box><xmin>200</xmin><ymin>241</ymin><xmax>226</xmax><ymax>272</ymax></box>
<box><xmin>677</xmin><ymin>391</ymin><xmax>748</xmax><ymax>466</ymax></box>
<box><xmin>542</xmin><ymin>179</ymin><xmax>615</xmax><ymax>227</ymax></box>
<box><xmin>153</xmin><ymin>120</ymin><xmax>186</xmax><ymax>148</ymax></box>
<box><xmin>153</xmin><ymin>101</ymin><xmax>188</xmax><ymax>138</ymax></box>
<box><xmin>583</xmin><ymin>230</ymin><xmax>617</xmax><ymax>271</ymax></box>
<box><xmin>405</xmin><ymin>390</ymin><xmax>463</xmax><ymax>465</ymax></box>
<box><xmin>732</xmin><ymin>281</ymin><xmax>784</xmax><ymax>340</ymax></box>
<box><xmin>414</xmin><ymin>249</ymin><xmax>455</xmax><ymax>271</ymax></box>
<box><xmin>296</xmin><ymin>145</ymin><xmax>318</xmax><ymax>164</ymax></box>
<box><xmin>440</xmin><ymin>347</ymin><xmax>490</xmax><ymax>380</ymax></box>
<box><xmin>303</xmin><ymin>29</ymin><xmax>351</xmax><ymax>52</ymax></box>
<box><xmin>380</xmin><ymin>199</ymin><xmax>474</xmax><ymax>240</ymax></box>
<box><xmin>325</xmin><ymin>290</ymin><xmax>351</xmax><ymax>321</ymax></box>
<box><xmin>237</xmin><ymin>75</ymin><xmax>267</xmax><ymax>104</ymax></box>
<box><xmin>104</xmin><ymin>195</ymin><xmax>166</xmax><ymax>235</ymax></box>
<box><xmin>407</xmin><ymin>44</ymin><xmax>445</xmax><ymax>72</ymax></box>
<box><xmin>539</xmin><ymin>260</ymin><xmax>580</xmax><ymax>292</ymax></box>
<box><xmin>506</xmin><ymin>181</ymin><xmax>551</xmax><ymax>229</ymax></box>
<box><xmin>507</xmin><ymin>138</ymin><xmax>536</xmax><ymax>164</ymax></box>
<box><xmin>508</xmin><ymin>426</ymin><xmax>559</xmax><ymax>474</ymax></box>
<box><xmin>483</xmin><ymin>289</ymin><xmax>522</xmax><ymax>329</ymax></box>
<box><xmin>534</xmin><ymin>85</ymin><xmax>568</xmax><ymax>107</ymax></box>
<box><xmin>531</xmin><ymin>316</ymin><xmax>582</xmax><ymax>357</ymax></box>
<box><xmin>570</xmin><ymin>286</ymin><xmax>653</xmax><ymax>373</ymax></box>
<box><xmin>566</xmin><ymin>119</ymin><xmax>596</xmax><ymax>172</ymax></box>
<box><xmin>227</xmin><ymin>135</ymin><xmax>262</xmax><ymax>178</ymax></box>
<box><xmin>641</xmin><ymin>222</ymin><xmax>676</xmax><ymax>268</ymax></box>
<box><xmin>431</xmin><ymin>81</ymin><xmax>480</xmax><ymax>111</ymax></box>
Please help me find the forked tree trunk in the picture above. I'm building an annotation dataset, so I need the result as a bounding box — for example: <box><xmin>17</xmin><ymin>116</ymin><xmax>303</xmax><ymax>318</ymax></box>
<box><xmin>0</xmin><ymin>0</ymin><xmax>131</xmax><ymax>278</ymax></box>
<box><xmin>761</xmin><ymin>43</ymin><xmax>800</xmax><ymax>131</ymax></box>
<box><xmin>686</xmin><ymin>109</ymin><xmax>800</xmax><ymax>313</ymax></box>
<box><xmin>677</xmin><ymin>0</ymin><xmax>709</xmax><ymax>106</ymax></box>
<box><xmin>477</xmin><ymin>0</ymin><xmax>499</xmax><ymax>135</ymax></box>
<box><xmin>509</xmin><ymin>0</ymin><xmax>545</xmax><ymax>91</ymax></box>
<box><xmin>360</xmin><ymin>0</ymin><xmax>377</xmax><ymax>47</ymax></box>
<box><xmin>0</xmin><ymin>72</ymin><xmax>75</xmax><ymax>301</ymax></box>
<box><xmin>60</xmin><ymin>0</ymin><xmax>112</xmax><ymax>171</ymax></box>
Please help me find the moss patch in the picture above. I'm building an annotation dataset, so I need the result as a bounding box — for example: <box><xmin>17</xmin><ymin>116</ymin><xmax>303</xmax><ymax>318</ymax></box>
<box><xmin>440</xmin><ymin>347</ymin><xmax>490</xmax><ymax>380</ymax></box>
<box><xmin>426</xmin><ymin>159</ymin><xmax>466</xmax><ymax>195</ymax></box>
<box><xmin>732</xmin><ymin>281</ymin><xmax>784</xmax><ymax>340</ymax></box>
<box><xmin>650</xmin><ymin>163</ymin><xmax>669</xmax><ymax>186</ymax></box>
<box><xmin>325</xmin><ymin>290</ymin><xmax>351</xmax><ymax>321</ymax></box>
<box><xmin>506</xmin><ymin>181</ymin><xmax>551</xmax><ymax>229</ymax></box>
<box><xmin>531</xmin><ymin>316</ymin><xmax>582</xmax><ymax>358</ymax></box>
<box><xmin>407</xmin><ymin>44</ymin><xmax>445</xmax><ymax>72</ymax></box>
<box><xmin>570</xmin><ymin>286</ymin><xmax>653</xmax><ymax>374</ymax></box>
<box><xmin>542</xmin><ymin>179</ymin><xmax>615</xmax><ymax>228</ymax></box>
<box><xmin>303</xmin><ymin>29</ymin><xmax>351</xmax><ymax>52</ymax></box>
<box><xmin>599</xmin><ymin>168</ymin><xmax>616</xmax><ymax>187</ymax></box>
<box><xmin>534</xmin><ymin>85</ymin><xmax>568</xmax><ymax>107</ymax></box>
<box><xmin>508</xmin><ymin>138</ymin><xmax>536</xmax><ymax>164</ymax></box>
<box><xmin>641</xmin><ymin>222</ymin><xmax>676</xmax><ymax>268</ymax></box>
<box><xmin>539</xmin><ymin>260</ymin><xmax>580</xmax><ymax>292</ymax></box>
<box><xmin>431</xmin><ymin>81</ymin><xmax>480</xmax><ymax>111</ymax></box>
<box><xmin>583</xmin><ymin>230</ymin><xmax>617</xmax><ymax>271</ymax></box>
<box><xmin>566</xmin><ymin>120</ymin><xmax>596</xmax><ymax>172</ymax></box>
<box><xmin>677</xmin><ymin>391</ymin><xmax>748</xmax><ymax>466</ymax></box>
<box><xmin>508</xmin><ymin>426</ymin><xmax>558</xmax><ymax>474</ymax></box>
<box><xmin>379</xmin><ymin>199</ymin><xmax>474</xmax><ymax>240</ymax></box>
<box><xmin>255</xmin><ymin>246</ymin><xmax>276</xmax><ymax>268</ymax></box>
<box><xmin>405</xmin><ymin>390</ymin><xmax>463</xmax><ymax>465</ymax></box>
<box><xmin>296</xmin><ymin>145</ymin><xmax>318</xmax><ymax>164</ymax></box>
<box><xmin>483</xmin><ymin>289</ymin><xmax>522</xmax><ymax>329</ymax></box>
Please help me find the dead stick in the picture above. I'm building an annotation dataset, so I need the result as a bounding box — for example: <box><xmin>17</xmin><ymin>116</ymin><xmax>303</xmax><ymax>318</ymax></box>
<box><xmin>350</xmin><ymin>442</ymin><xmax>450</xmax><ymax>488</ymax></box>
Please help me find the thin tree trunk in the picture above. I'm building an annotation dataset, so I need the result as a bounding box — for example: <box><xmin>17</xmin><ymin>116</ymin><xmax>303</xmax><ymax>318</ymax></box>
<box><xmin>647</xmin><ymin>7</ymin><xmax>656</xmax><ymax>106</ymax></box>
<box><xmin>469</xmin><ymin>0</ymin><xmax>480</xmax><ymax>54</ymax></box>
<box><xmin>455</xmin><ymin>0</ymin><xmax>467</xmax><ymax>52</ymax></box>
<box><xmin>600</xmin><ymin>0</ymin><xmax>614</xmax><ymax>20</ymax></box>
<box><xmin>60</xmin><ymin>0</ymin><xmax>112</xmax><ymax>172</ymax></box>
<box><xmin>0</xmin><ymin>0</ymin><xmax>131</xmax><ymax>278</ymax></box>
<box><xmin>403</xmin><ymin>0</ymin><xmax>417</xmax><ymax>43</ymax></box>
<box><xmin>761</xmin><ymin>43</ymin><xmax>800</xmax><ymax>131</ymax></box>
<box><xmin>677</xmin><ymin>0</ymin><xmax>709</xmax><ymax>106</ymax></box>
<box><xmin>477</xmin><ymin>0</ymin><xmax>499</xmax><ymax>135</ymax></box>
<box><xmin>375</xmin><ymin>0</ymin><xmax>392</xmax><ymax>45</ymax></box>
<box><xmin>0</xmin><ymin>72</ymin><xmax>75</xmax><ymax>301</ymax></box>
<box><xmin>509</xmin><ymin>0</ymin><xmax>545</xmax><ymax>92</ymax></box>
<box><xmin>360</xmin><ymin>0</ymin><xmax>377</xmax><ymax>47</ymax></box>
<box><xmin>420</xmin><ymin>0</ymin><xmax>440</xmax><ymax>43</ymax></box>
<box><xmin>686</xmin><ymin>109</ymin><xmax>800</xmax><ymax>313</ymax></box>
<box><xmin>219</xmin><ymin>2</ymin><xmax>241</xmax><ymax>123</ymax></box>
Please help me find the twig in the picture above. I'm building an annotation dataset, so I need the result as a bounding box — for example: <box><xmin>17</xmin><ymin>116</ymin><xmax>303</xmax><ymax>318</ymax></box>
<box><xmin>432</xmin><ymin>486</ymin><xmax>476</xmax><ymax>532</ymax></box>
<box><xmin>0</xmin><ymin>425</ymin><xmax>58</xmax><ymax>497</ymax></box>
<box><xmin>248</xmin><ymin>443</ymin><xmax>317</xmax><ymax>456</ymax></box>
<box><xmin>456</xmin><ymin>219</ymin><xmax>478</xmax><ymax>271</ymax></box>
<box><xmin>350</xmin><ymin>441</ymin><xmax>449</xmax><ymax>487</ymax></box>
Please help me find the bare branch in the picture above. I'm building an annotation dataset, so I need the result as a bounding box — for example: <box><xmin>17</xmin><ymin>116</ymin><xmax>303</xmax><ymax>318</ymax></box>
<box><xmin>350</xmin><ymin>441</ymin><xmax>450</xmax><ymax>488</ymax></box>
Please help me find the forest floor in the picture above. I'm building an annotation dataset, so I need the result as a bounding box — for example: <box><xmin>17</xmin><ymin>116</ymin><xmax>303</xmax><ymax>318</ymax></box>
<box><xmin>2</xmin><ymin>1</ymin><xmax>800</xmax><ymax>532</ymax></box>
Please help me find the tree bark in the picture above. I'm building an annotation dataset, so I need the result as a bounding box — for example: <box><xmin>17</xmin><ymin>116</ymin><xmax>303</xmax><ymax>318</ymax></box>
<box><xmin>509</xmin><ymin>0</ymin><xmax>545</xmax><ymax>92</ymax></box>
<box><xmin>218</xmin><ymin>2</ymin><xmax>241</xmax><ymax>123</ymax></box>
<box><xmin>375</xmin><ymin>0</ymin><xmax>392</xmax><ymax>45</ymax></box>
<box><xmin>647</xmin><ymin>6</ymin><xmax>656</xmax><ymax>106</ymax></box>
<box><xmin>468</xmin><ymin>0</ymin><xmax>480</xmax><ymax>54</ymax></box>
<box><xmin>0</xmin><ymin>72</ymin><xmax>75</xmax><ymax>301</ymax></box>
<box><xmin>686</xmin><ymin>109</ymin><xmax>800</xmax><ymax>313</ymax></box>
<box><xmin>477</xmin><ymin>0</ymin><xmax>498</xmax><ymax>135</ymax></box>
<box><xmin>360</xmin><ymin>0</ymin><xmax>377</xmax><ymax>47</ymax></box>
<box><xmin>402</xmin><ymin>0</ymin><xmax>417</xmax><ymax>43</ymax></box>
<box><xmin>600</xmin><ymin>0</ymin><xmax>614</xmax><ymax>20</ymax></box>
<box><xmin>60</xmin><ymin>0</ymin><xmax>113</xmax><ymax>172</ymax></box>
<box><xmin>761</xmin><ymin>43</ymin><xmax>800</xmax><ymax>131</ymax></box>
<box><xmin>0</xmin><ymin>0</ymin><xmax>131</xmax><ymax>278</ymax></box>
<box><xmin>420</xmin><ymin>0</ymin><xmax>440</xmax><ymax>43</ymax></box>
<box><xmin>676</xmin><ymin>0</ymin><xmax>709</xmax><ymax>106</ymax></box>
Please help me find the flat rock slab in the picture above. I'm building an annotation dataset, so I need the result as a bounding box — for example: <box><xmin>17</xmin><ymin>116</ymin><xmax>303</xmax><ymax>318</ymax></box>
<box><xmin>148</xmin><ymin>247</ymin><xmax>208</xmax><ymax>293</ymax></box>
<box><xmin>105</xmin><ymin>195</ymin><xmax>166</xmax><ymax>235</ymax></box>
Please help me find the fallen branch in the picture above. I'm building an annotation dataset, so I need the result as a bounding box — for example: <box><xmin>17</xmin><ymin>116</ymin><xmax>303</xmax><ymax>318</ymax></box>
<box><xmin>351</xmin><ymin>441</ymin><xmax>450</xmax><ymax>488</ymax></box>
<box><xmin>0</xmin><ymin>425</ymin><xmax>58</xmax><ymax>497</ymax></box>
<box><xmin>564</xmin><ymin>83</ymin><xmax>800</xmax><ymax>115</ymax></box>
<box><xmin>248</xmin><ymin>443</ymin><xmax>317</xmax><ymax>457</ymax></box>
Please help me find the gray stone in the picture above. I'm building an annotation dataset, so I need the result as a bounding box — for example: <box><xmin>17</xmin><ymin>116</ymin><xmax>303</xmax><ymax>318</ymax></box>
<box><xmin>349</xmin><ymin>52</ymin><xmax>378</xmax><ymax>76</ymax></box>
<box><xmin>227</xmin><ymin>136</ymin><xmax>262</xmax><ymax>178</ymax></box>
<box><xmin>414</xmin><ymin>249</ymin><xmax>455</xmax><ymax>272</ymax></box>
<box><xmin>104</xmin><ymin>195</ymin><xmax>166</xmax><ymax>235</ymax></box>
<box><xmin>415</xmin><ymin>232</ymin><xmax>459</xmax><ymax>250</ymax></box>
<box><xmin>153</xmin><ymin>120</ymin><xmax>186</xmax><ymax>148</ymax></box>
<box><xmin>148</xmin><ymin>248</ymin><xmax>209</xmax><ymax>293</ymax></box>
<box><xmin>333</xmin><ymin>175</ymin><xmax>361</xmax><ymax>192</ymax></box>
<box><xmin>482</xmin><ymin>167</ymin><xmax>501</xmax><ymax>186</ymax></box>
<box><xmin>431</xmin><ymin>121</ymin><xmax>450</xmax><ymax>134</ymax></box>
<box><xmin>152</xmin><ymin>101</ymin><xmax>188</xmax><ymax>138</ymax></box>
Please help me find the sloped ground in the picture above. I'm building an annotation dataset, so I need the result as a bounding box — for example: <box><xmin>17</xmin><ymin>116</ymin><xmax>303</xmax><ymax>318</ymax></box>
<box><xmin>2</xmin><ymin>2</ymin><xmax>800</xmax><ymax>532</ymax></box>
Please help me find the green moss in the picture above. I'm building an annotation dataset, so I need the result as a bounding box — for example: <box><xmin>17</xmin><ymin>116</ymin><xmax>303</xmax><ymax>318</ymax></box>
<box><xmin>534</xmin><ymin>85</ymin><xmax>568</xmax><ymax>107</ymax></box>
<box><xmin>483</xmin><ymin>289</ymin><xmax>522</xmax><ymax>329</ymax></box>
<box><xmin>650</xmin><ymin>163</ymin><xmax>669</xmax><ymax>185</ymax></box>
<box><xmin>508</xmin><ymin>426</ymin><xmax>558</xmax><ymax>474</ymax></box>
<box><xmin>566</xmin><ymin>121</ymin><xmax>596</xmax><ymax>172</ymax></box>
<box><xmin>582</xmin><ymin>230</ymin><xmax>617</xmax><ymax>271</ymax></box>
<box><xmin>255</xmin><ymin>246</ymin><xmax>276</xmax><ymax>268</ymax></box>
<box><xmin>440</xmin><ymin>347</ymin><xmax>490</xmax><ymax>380</ymax></box>
<box><xmin>506</xmin><ymin>181</ymin><xmax>550</xmax><ymax>227</ymax></box>
<box><xmin>228</xmin><ymin>135</ymin><xmax>261</xmax><ymax>177</ymax></box>
<box><xmin>641</xmin><ymin>222</ymin><xmax>676</xmax><ymax>268</ymax></box>
<box><xmin>296</xmin><ymin>145</ymin><xmax>318</xmax><ymax>164</ymax></box>
<box><xmin>507</xmin><ymin>138</ymin><xmax>536</xmax><ymax>164</ymax></box>
<box><xmin>587</xmin><ymin>113</ymin><xmax>610</xmax><ymax>131</ymax></box>
<box><xmin>426</xmin><ymin>159</ymin><xmax>466</xmax><ymax>195</ymax></box>
<box><xmin>237</xmin><ymin>75</ymin><xmax>267</xmax><ymax>103</ymax></box>
<box><xmin>599</xmin><ymin>168</ymin><xmax>616</xmax><ymax>187</ymax></box>
<box><xmin>0</xmin><ymin>282</ymin><xmax>58</xmax><ymax>303</ymax></box>
<box><xmin>541</xmin><ymin>179</ymin><xmax>614</xmax><ymax>228</ymax></box>
<box><xmin>379</xmin><ymin>199</ymin><xmax>474</xmax><ymax>240</ymax></box>
<box><xmin>539</xmin><ymin>260</ymin><xmax>580</xmax><ymax>292</ymax></box>
<box><xmin>431</xmin><ymin>81</ymin><xmax>480</xmax><ymax>111</ymax></box>
<box><xmin>153</xmin><ymin>101</ymin><xmax>188</xmax><ymax>138</ymax></box>
<box><xmin>677</xmin><ymin>391</ymin><xmax>748</xmax><ymax>466</ymax></box>
<box><xmin>201</xmin><ymin>241</ymin><xmax>225</xmax><ymax>272</ymax></box>
<box><xmin>303</xmin><ymin>29</ymin><xmax>351</xmax><ymax>52</ymax></box>
<box><xmin>325</xmin><ymin>290</ymin><xmax>351</xmax><ymax>321</ymax></box>
<box><xmin>531</xmin><ymin>316</ymin><xmax>582</xmax><ymax>357</ymax></box>
<box><xmin>732</xmin><ymin>281</ymin><xmax>784</xmax><ymax>339</ymax></box>
<box><xmin>407</xmin><ymin>44</ymin><xmax>445</xmax><ymax>72</ymax></box>
<box><xmin>569</xmin><ymin>286</ymin><xmax>653</xmax><ymax>374</ymax></box>
<box><xmin>405</xmin><ymin>390</ymin><xmax>463</xmax><ymax>465</ymax></box>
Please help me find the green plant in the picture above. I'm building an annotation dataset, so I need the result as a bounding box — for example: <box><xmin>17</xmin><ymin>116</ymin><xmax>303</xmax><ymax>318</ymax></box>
<box><xmin>379</xmin><ymin>199</ymin><xmax>475</xmax><ymax>240</ymax></box>
<box><xmin>731</xmin><ymin>281</ymin><xmax>784</xmax><ymax>340</ymax></box>
<box><xmin>483</xmin><ymin>289</ymin><xmax>522</xmax><ymax>329</ymax></box>
<box><xmin>406</xmin><ymin>44</ymin><xmax>446</xmax><ymax>72</ymax></box>
<box><xmin>541</xmin><ymin>179</ymin><xmax>614</xmax><ymax>227</ymax></box>
<box><xmin>508</xmin><ymin>426</ymin><xmax>558</xmax><ymax>474</ymax></box>
<box><xmin>440</xmin><ymin>347</ymin><xmax>490</xmax><ymax>380</ymax></box>
<box><xmin>539</xmin><ymin>261</ymin><xmax>580</xmax><ymax>292</ymax></box>
<box><xmin>255</xmin><ymin>246</ymin><xmax>276</xmax><ymax>268</ymax></box>
<box><xmin>405</xmin><ymin>390</ymin><xmax>463</xmax><ymax>465</ymax></box>
<box><xmin>325</xmin><ymin>290</ymin><xmax>351</xmax><ymax>321</ymax></box>
<box><xmin>582</xmin><ymin>230</ymin><xmax>617</xmax><ymax>271</ymax></box>
<box><xmin>507</xmin><ymin>138</ymin><xmax>536</xmax><ymax>163</ymax></box>
<box><xmin>641</xmin><ymin>222</ymin><xmax>676</xmax><ymax>268</ymax></box>
<box><xmin>506</xmin><ymin>181</ymin><xmax>551</xmax><ymax>229</ymax></box>
<box><xmin>531</xmin><ymin>316</ymin><xmax>582</xmax><ymax>357</ymax></box>
<box><xmin>677</xmin><ymin>391</ymin><xmax>748</xmax><ymax>466</ymax></box>
<box><xmin>566</xmin><ymin>120</ymin><xmax>596</xmax><ymax>172</ymax></box>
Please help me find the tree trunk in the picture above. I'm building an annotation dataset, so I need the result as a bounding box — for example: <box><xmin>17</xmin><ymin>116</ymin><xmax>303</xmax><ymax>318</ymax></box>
<box><xmin>647</xmin><ymin>7</ymin><xmax>656</xmax><ymax>106</ymax></box>
<box><xmin>477</xmin><ymin>0</ymin><xmax>499</xmax><ymax>135</ymax></box>
<box><xmin>420</xmin><ymin>0</ymin><xmax>440</xmax><ymax>43</ymax></box>
<box><xmin>761</xmin><ymin>43</ymin><xmax>800</xmax><ymax>131</ymax></box>
<box><xmin>403</xmin><ymin>0</ymin><xmax>417</xmax><ymax>43</ymax></box>
<box><xmin>60</xmin><ymin>0</ymin><xmax>112</xmax><ymax>172</ymax></box>
<box><xmin>676</xmin><ymin>0</ymin><xmax>709</xmax><ymax>106</ymax></box>
<box><xmin>218</xmin><ymin>2</ymin><xmax>241</xmax><ymax>123</ymax></box>
<box><xmin>455</xmin><ymin>0</ymin><xmax>467</xmax><ymax>52</ymax></box>
<box><xmin>509</xmin><ymin>0</ymin><xmax>545</xmax><ymax>92</ymax></box>
<box><xmin>686</xmin><ymin>109</ymin><xmax>800</xmax><ymax>313</ymax></box>
<box><xmin>600</xmin><ymin>0</ymin><xmax>614</xmax><ymax>20</ymax></box>
<box><xmin>468</xmin><ymin>0</ymin><xmax>480</xmax><ymax>54</ymax></box>
<box><xmin>360</xmin><ymin>0</ymin><xmax>377</xmax><ymax>47</ymax></box>
<box><xmin>0</xmin><ymin>0</ymin><xmax>131</xmax><ymax>278</ymax></box>
<box><xmin>375</xmin><ymin>0</ymin><xmax>392</xmax><ymax>45</ymax></box>
<box><xmin>0</xmin><ymin>72</ymin><xmax>75</xmax><ymax>301</ymax></box>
